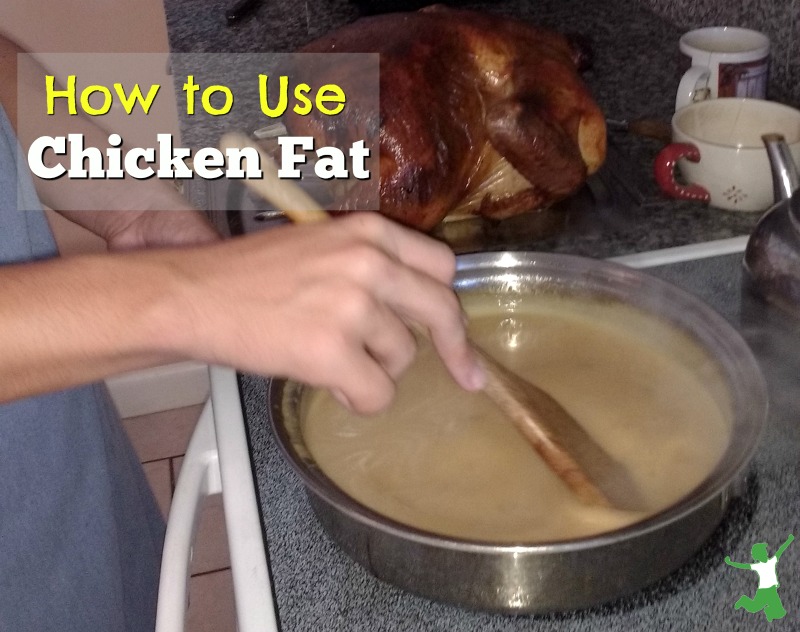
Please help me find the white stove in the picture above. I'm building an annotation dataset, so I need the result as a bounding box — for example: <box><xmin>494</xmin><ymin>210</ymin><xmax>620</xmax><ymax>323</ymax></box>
<box><xmin>153</xmin><ymin>236</ymin><xmax>760</xmax><ymax>632</ymax></box>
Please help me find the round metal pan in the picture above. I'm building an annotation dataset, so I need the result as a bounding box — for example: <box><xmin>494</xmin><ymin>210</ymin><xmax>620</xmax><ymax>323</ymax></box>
<box><xmin>268</xmin><ymin>251</ymin><xmax>767</xmax><ymax>613</ymax></box>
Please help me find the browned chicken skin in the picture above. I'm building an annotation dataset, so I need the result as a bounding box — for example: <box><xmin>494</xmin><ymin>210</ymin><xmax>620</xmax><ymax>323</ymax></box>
<box><xmin>290</xmin><ymin>6</ymin><xmax>607</xmax><ymax>231</ymax></box>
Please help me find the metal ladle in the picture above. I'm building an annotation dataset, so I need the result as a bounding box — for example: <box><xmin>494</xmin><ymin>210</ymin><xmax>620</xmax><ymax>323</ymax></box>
<box><xmin>743</xmin><ymin>134</ymin><xmax>800</xmax><ymax>316</ymax></box>
<box><xmin>220</xmin><ymin>131</ymin><xmax>643</xmax><ymax>511</ymax></box>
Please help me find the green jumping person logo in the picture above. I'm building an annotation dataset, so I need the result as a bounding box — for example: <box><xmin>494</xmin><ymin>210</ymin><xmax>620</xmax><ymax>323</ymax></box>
<box><xmin>725</xmin><ymin>534</ymin><xmax>794</xmax><ymax>622</ymax></box>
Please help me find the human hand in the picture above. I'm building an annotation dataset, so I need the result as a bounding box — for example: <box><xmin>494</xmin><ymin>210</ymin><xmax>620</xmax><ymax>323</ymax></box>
<box><xmin>168</xmin><ymin>212</ymin><xmax>485</xmax><ymax>413</ymax></box>
<box><xmin>102</xmin><ymin>209</ymin><xmax>221</xmax><ymax>251</ymax></box>
<box><xmin>57</xmin><ymin>207</ymin><xmax>220</xmax><ymax>251</ymax></box>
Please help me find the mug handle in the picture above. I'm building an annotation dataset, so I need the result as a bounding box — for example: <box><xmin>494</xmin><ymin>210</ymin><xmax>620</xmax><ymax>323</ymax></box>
<box><xmin>675</xmin><ymin>65</ymin><xmax>711</xmax><ymax>110</ymax></box>
<box><xmin>654</xmin><ymin>143</ymin><xmax>711</xmax><ymax>202</ymax></box>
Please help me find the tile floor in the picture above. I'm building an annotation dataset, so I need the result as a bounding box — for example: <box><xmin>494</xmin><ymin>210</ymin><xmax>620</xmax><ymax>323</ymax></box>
<box><xmin>122</xmin><ymin>404</ymin><xmax>237</xmax><ymax>632</ymax></box>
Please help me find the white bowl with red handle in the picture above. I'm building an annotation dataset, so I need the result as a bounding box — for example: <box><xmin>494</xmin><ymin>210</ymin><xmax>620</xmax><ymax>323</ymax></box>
<box><xmin>654</xmin><ymin>98</ymin><xmax>800</xmax><ymax>212</ymax></box>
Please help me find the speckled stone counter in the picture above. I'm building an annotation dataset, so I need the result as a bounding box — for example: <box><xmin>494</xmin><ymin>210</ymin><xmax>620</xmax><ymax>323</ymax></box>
<box><xmin>239</xmin><ymin>253</ymin><xmax>800</xmax><ymax>631</ymax></box>
<box><xmin>163</xmin><ymin>0</ymin><xmax>767</xmax><ymax>259</ymax></box>
<box><xmin>639</xmin><ymin>0</ymin><xmax>800</xmax><ymax>107</ymax></box>
<box><xmin>159</xmin><ymin>2</ymin><xmax>800</xmax><ymax>626</ymax></box>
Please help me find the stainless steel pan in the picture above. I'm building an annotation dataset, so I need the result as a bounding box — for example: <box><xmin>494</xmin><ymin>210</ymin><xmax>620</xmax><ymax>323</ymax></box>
<box><xmin>268</xmin><ymin>251</ymin><xmax>767</xmax><ymax>613</ymax></box>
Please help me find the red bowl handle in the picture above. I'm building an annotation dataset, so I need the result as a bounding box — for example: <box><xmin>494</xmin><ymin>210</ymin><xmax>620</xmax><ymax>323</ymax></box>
<box><xmin>654</xmin><ymin>143</ymin><xmax>710</xmax><ymax>203</ymax></box>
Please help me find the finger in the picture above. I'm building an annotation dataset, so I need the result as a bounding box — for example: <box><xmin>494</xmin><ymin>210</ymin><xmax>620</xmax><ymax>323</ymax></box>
<box><xmin>424</xmin><ymin>307</ymin><xmax>486</xmax><ymax>393</ymax></box>
<box><xmin>323</xmin><ymin>293</ymin><xmax>416</xmax><ymax>411</ymax></box>
<box><xmin>359</xmin><ymin>302</ymin><xmax>419</xmax><ymax>382</ymax></box>
<box><xmin>366</xmin><ymin>260</ymin><xmax>485</xmax><ymax>392</ymax></box>
<box><xmin>327</xmin><ymin>345</ymin><xmax>397</xmax><ymax>415</ymax></box>
<box><xmin>343</xmin><ymin>213</ymin><xmax>457</xmax><ymax>285</ymax></box>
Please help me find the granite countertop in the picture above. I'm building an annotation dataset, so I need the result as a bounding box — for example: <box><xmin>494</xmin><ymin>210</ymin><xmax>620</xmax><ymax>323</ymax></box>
<box><xmin>158</xmin><ymin>2</ymin><xmax>799</xmax><ymax>628</ymax></box>
<box><xmin>239</xmin><ymin>253</ymin><xmax>800</xmax><ymax>631</ymax></box>
<box><xmin>163</xmin><ymin>0</ymin><xmax>766</xmax><ymax>258</ymax></box>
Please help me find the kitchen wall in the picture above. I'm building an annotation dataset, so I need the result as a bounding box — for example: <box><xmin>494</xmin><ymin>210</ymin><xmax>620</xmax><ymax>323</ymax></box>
<box><xmin>639</xmin><ymin>0</ymin><xmax>800</xmax><ymax>106</ymax></box>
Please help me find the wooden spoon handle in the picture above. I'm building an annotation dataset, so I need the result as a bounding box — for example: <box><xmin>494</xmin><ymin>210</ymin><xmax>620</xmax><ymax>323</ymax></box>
<box><xmin>219</xmin><ymin>132</ymin><xmax>328</xmax><ymax>223</ymax></box>
<box><xmin>219</xmin><ymin>132</ymin><xmax>615</xmax><ymax>509</ymax></box>
<box><xmin>474</xmin><ymin>347</ymin><xmax>611</xmax><ymax>507</ymax></box>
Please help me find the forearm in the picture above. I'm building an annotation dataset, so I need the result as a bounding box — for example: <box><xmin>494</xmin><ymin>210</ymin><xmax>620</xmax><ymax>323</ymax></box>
<box><xmin>1</xmin><ymin>213</ymin><xmax>481</xmax><ymax>413</ymax></box>
<box><xmin>1</xmin><ymin>33</ymin><xmax>192</xmax><ymax>220</ymax></box>
<box><xmin>16</xmin><ymin>80</ymin><xmax>193</xmax><ymax>217</ymax></box>
<box><xmin>0</xmin><ymin>249</ymin><xmax>189</xmax><ymax>403</ymax></box>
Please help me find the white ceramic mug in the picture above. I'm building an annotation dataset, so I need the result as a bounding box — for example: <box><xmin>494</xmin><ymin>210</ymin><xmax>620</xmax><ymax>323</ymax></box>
<box><xmin>676</xmin><ymin>27</ymin><xmax>770</xmax><ymax>110</ymax></box>
<box><xmin>654</xmin><ymin>98</ymin><xmax>800</xmax><ymax>212</ymax></box>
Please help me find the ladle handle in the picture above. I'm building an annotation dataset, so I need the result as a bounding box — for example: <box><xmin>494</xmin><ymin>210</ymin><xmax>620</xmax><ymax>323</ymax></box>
<box><xmin>762</xmin><ymin>133</ymin><xmax>800</xmax><ymax>204</ymax></box>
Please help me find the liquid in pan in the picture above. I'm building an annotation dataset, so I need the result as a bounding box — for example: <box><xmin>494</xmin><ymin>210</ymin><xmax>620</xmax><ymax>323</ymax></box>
<box><xmin>300</xmin><ymin>291</ymin><xmax>732</xmax><ymax>543</ymax></box>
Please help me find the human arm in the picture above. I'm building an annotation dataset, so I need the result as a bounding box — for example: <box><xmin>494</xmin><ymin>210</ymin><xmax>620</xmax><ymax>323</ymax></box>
<box><xmin>0</xmin><ymin>32</ymin><xmax>218</xmax><ymax>248</ymax></box>
<box><xmin>0</xmin><ymin>34</ymin><xmax>195</xmax><ymax>217</ymax></box>
<box><xmin>55</xmin><ymin>209</ymin><xmax>220</xmax><ymax>250</ymax></box>
<box><xmin>775</xmin><ymin>534</ymin><xmax>794</xmax><ymax>560</ymax></box>
<box><xmin>0</xmin><ymin>213</ymin><xmax>485</xmax><ymax>413</ymax></box>
<box><xmin>724</xmin><ymin>556</ymin><xmax>752</xmax><ymax>570</ymax></box>
<box><xmin>0</xmin><ymin>33</ymin><xmax>484</xmax><ymax>412</ymax></box>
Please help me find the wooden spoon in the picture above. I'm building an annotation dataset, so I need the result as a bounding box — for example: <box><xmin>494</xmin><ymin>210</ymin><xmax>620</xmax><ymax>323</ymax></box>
<box><xmin>219</xmin><ymin>132</ymin><xmax>643</xmax><ymax>511</ymax></box>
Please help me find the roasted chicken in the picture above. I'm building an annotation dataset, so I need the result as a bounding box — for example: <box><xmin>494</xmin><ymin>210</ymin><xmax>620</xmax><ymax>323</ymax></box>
<box><xmin>288</xmin><ymin>6</ymin><xmax>607</xmax><ymax>231</ymax></box>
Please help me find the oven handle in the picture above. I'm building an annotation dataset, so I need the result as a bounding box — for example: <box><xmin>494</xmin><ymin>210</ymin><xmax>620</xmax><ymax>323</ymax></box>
<box><xmin>155</xmin><ymin>399</ymin><xmax>221</xmax><ymax>632</ymax></box>
<box><xmin>155</xmin><ymin>367</ymin><xmax>277</xmax><ymax>632</ymax></box>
